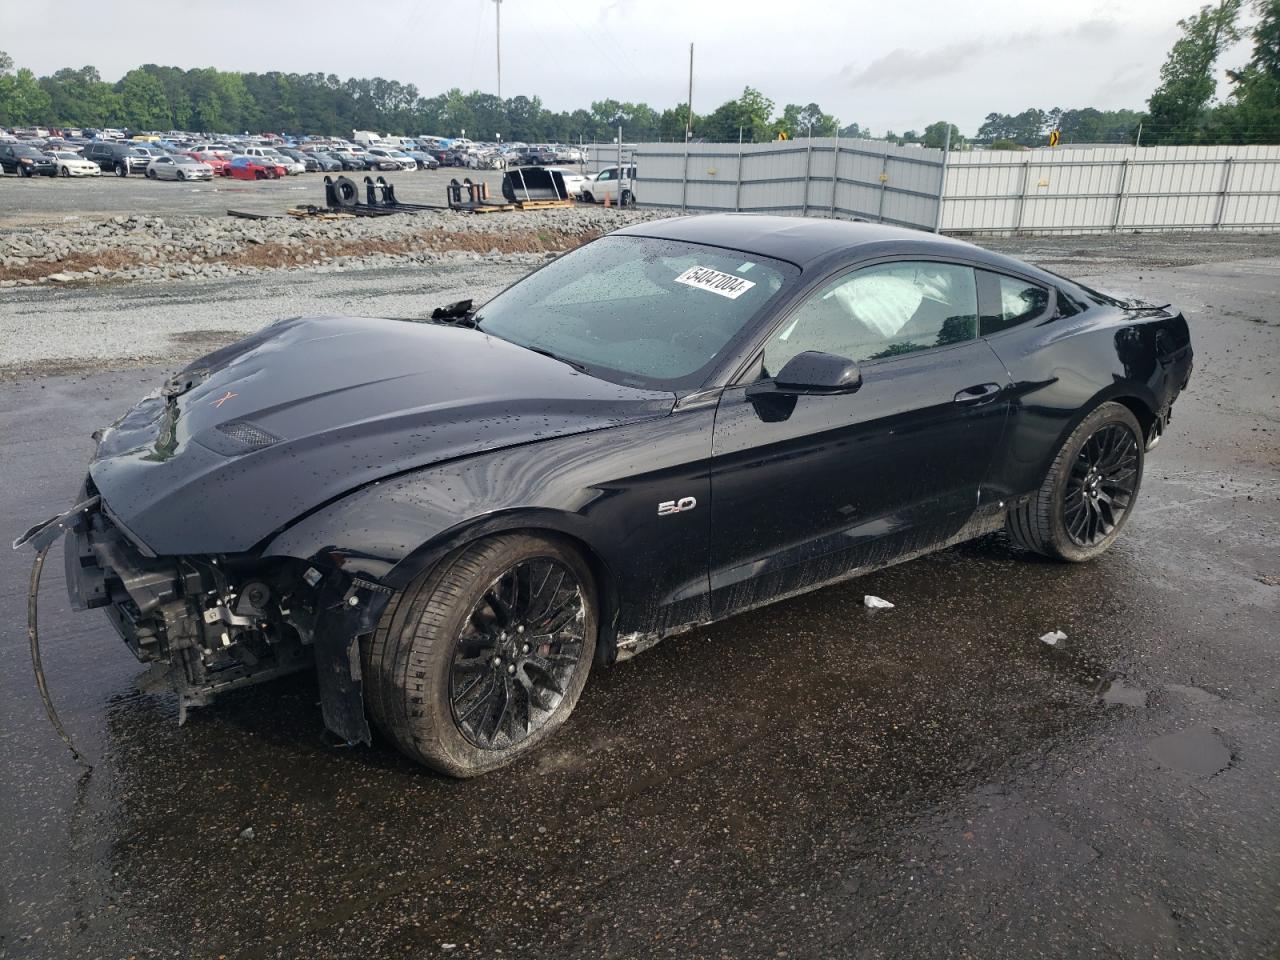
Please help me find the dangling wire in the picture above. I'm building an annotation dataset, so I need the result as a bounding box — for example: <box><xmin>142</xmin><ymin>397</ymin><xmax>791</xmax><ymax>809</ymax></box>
<box><xmin>28</xmin><ymin>540</ymin><xmax>93</xmax><ymax>770</ymax></box>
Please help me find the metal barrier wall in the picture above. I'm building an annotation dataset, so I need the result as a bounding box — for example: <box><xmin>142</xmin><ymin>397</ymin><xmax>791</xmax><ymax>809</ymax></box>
<box><xmin>942</xmin><ymin>145</ymin><xmax>1280</xmax><ymax>234</ymax></box>
<box><xmin>581</xmin><ymin>140</ymin><xmax>1280</xmax><ymax>235</ymax></box>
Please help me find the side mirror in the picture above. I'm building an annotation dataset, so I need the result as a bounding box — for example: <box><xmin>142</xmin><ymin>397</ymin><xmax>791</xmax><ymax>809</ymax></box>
<box><xmin>747</xmin><ymin>350</ymin><xmax>863</xmax><ymax>397</ymax></box>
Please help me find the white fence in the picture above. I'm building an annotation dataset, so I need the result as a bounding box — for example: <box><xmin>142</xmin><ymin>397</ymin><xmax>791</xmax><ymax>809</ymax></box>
<box><xmin>584</xmin><ymin>139</ymin><xmax>1280</xmax><ymax>236</ymax></box>
<box><xmin>942</xmin><ymin>145</ymin><xmax>1280</xmax><ymax>234</ymax></box>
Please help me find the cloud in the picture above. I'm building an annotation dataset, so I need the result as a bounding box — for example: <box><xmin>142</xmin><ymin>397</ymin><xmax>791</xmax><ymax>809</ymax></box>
<box><xmin>841</xmin><ymin>19</ymin><xmax>1119</xmax><ymax>89</ymax></box>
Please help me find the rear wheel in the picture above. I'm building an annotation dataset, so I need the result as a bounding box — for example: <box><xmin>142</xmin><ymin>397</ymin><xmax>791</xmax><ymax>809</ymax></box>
<box><xmin>1007</xmin><ymin>401</ymin><xmax>1144</xmax><ymax>562</ymax></box>
<box><xmin>364</xmin><ymin>534</ymin><xmax>597</xmax><ymax>777</ymax></box>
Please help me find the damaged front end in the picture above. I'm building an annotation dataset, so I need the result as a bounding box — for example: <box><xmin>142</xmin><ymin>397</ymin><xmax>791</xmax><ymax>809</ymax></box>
<box><xmin>17</xmin><ymin>485</ymin><xmax>391</xmax><ymax>746</ymax></box>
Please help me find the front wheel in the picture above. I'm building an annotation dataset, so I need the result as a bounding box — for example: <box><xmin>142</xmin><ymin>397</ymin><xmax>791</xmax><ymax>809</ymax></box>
<box><xmin>60</xmin><ymin>166</ymin><xmax>71</xmax><ymax>178</ymax></box>
<box><xmin>1007</xmin><ymin>401</ymin><xmax>1144</xmax><ymax>562</ymax></box>
<box><xmin>115</xmin><ymin>163</ymin><xmax>128</xmax><ymax>178</ymax></box>
<box><xmin>581</xmin><ymin>191</ymin><xmax>594</xmax><ymax>204</ymax></box>
<box><xmin>364</xmin><ymin>534</ymin><xmax>597</xmax><ymax>777</ymax></box>
<box><xmin>620</xmin><ymin>189</ymin><xmax>634</xmax><ymax>207</ymax></box>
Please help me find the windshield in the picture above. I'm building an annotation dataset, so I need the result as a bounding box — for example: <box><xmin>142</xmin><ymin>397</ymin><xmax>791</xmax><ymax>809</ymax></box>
<box><xmin>474</xmin><ymin>235</ymin><xmax>797</xmax><ymax>390</ymax></box>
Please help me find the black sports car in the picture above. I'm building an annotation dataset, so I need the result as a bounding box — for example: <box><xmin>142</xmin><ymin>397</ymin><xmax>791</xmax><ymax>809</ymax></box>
<box><xmin>16</xmin><ymin>215</ymin><xmax>1193</xmax><ymax>777</ymax></box>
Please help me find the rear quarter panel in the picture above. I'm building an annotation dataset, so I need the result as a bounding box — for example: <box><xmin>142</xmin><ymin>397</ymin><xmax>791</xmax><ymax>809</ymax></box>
<box><xmin>983</xmin><ymin>304</ymin><xmax>1192</xmax><ymax>500</ymax></box>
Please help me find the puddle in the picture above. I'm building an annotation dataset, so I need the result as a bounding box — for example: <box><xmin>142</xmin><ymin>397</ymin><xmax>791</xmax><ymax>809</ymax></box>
<box><xmin>1099</xmin><ymin>678</ymin><xmax>1146</xmax><ymax>707</ymax></box>
<box><xmin>1163</xmin><ymin>683</ymin><xmax>1222</xmax><ymax>704</ymax></box>
<box><xmin>1148</xmin><ymin>726</ymin><xmax>1231</xmax><ymax>776</ymax></box>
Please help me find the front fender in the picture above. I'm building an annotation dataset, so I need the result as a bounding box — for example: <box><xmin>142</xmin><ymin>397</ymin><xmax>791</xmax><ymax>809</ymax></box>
<box><xmin>262</xmin><ymin>404</ymin><xmax>717</xmax><ymax>642</ymax></box>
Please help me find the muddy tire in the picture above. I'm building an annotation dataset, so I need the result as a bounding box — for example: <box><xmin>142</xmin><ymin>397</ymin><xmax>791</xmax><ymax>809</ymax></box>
<box><xmin>1007</xmin><ymin>401</ymin><xmax>1144</xmax><ymax>562</ymax></box>
<box><xmin>363</xmin><ymin>534</ymin><xmax>597</xmax><ymax>777</ymax></box>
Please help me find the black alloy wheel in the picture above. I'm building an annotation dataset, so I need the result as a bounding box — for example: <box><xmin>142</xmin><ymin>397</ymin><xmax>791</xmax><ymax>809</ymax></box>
<box><xmin>1063</xmin><ymin>422</ymin><xmax>1140</xmax><ymax>547</ymax></box>
<box><xmin>449</xmin><ymin>557</ymin><xmax>588</xmax><ymax>749</ymax></box>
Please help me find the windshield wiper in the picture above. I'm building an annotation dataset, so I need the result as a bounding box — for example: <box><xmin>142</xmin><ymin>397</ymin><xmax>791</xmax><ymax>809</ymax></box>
<box><xmin>518</xmin><ymin>344</ymin><xmax>588</xmax><ymax>372</ymax></box>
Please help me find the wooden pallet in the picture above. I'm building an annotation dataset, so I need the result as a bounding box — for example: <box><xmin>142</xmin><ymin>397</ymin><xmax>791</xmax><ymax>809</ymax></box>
<box><xmin>516</xmin><ymin>199</ymin><xmax>574</xmax><ymax>210</ymax></box>
<box><xmin>285</xmin><ymin>207</ymin><xmax>355</xmax><ymax>220</ymax></box>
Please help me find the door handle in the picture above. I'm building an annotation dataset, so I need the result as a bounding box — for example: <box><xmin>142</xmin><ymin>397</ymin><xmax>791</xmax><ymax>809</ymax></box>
<box><xmin>953</xmin><ymin>383</ymin><xmax>1002</xmax><ymax>405</ymax></box>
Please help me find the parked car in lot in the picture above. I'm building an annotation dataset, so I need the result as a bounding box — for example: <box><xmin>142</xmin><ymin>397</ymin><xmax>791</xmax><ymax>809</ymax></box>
<box><xmin>406</xmin><ymin>150</ymin><xmax>440</xmax><ymax>170</ymax></box>
<box><xmin>322</xmin><ymin>150</ymin><xmax>368</xmax><ymax>171</ymax></box>
<box><xmin>49</xmin><ymin>150</ymin><xmax>102</xmax><ymax>177</ymax></box>
<box><xmin>84</xmin><ymin>141</ymin><xmax>153</xmax><ymax>176</ymax></box>
<box><xmin>185</xmin><ymin>151</ymin><xmax>231</xmax><ymax>175</ymax></box>
<box><xmin>546</xmin><ymin>166</ymin><xmax>588</xmax><ymax>198</ymax></box>
<box><xmin>364</xmin><ymin>147</ymin><xmax>416</xmax><ymax>171</ymax></box>
<box><xmin>146</xmin><ymin>155</ymin><xmax>214</xmax><ymax>181</ymax></box>
<box><xmin>17</xmin><ymin>216</ymin><xmax>1193</xmax><ymax>778</ymax></box>
<box><xmin>301</xmin><ymin>150</ymin><xmax>343</xmax><ymax>172</ymax></box>
<box><xmin>1</xmin><ymin>143</ymin><xmax>57</xmax><ymax>176</ymax></box>
<box><xmin>579</xmin><ymin>165</ymin><xmax>636</xmax><ymax>205</ymax></box>
<box><xmin>279</xmin><ymin>148</ymin><xmax>324</xmax><ymax>172</ymax></box>
<box><xmin>240</xmin><ymin>146</ymin><xmax>305</xmax><ymax>176</ymax></box>
<box><xmin>226</xmin><ymin>155</ymin><xmax>285</xmax><ymax>180</ymax></box>
<box><xmin>363</xmin><ymin>147</ymin><xmax>408</xmax><ymax>171</ymax></box>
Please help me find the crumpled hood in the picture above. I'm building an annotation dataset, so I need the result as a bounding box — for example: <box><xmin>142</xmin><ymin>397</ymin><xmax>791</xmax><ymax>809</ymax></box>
<box><xmin>89</xmin><ymin>315</ymin><xmax>674</xmax><ymax>555</ymax></box>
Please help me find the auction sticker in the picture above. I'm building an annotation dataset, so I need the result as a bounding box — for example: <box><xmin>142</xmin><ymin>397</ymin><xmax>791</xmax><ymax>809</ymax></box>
<box><xmin>674</xmin><ymin>266</ymin><xmax>757</xmax><ymax>300</ymax></box>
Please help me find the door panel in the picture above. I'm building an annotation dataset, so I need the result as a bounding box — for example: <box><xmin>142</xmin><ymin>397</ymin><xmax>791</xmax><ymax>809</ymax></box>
<box><xmin>709</xmin><ymin>339</ymin><xmax>1010</xmax><ymax>620</ymax></box>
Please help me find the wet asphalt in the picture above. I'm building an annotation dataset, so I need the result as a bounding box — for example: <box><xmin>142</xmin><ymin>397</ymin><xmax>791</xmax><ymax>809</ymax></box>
<box><xmin>1</xmin><ymin>241</ymin><xmax>1278</xmax><ymax>959</ymax></box>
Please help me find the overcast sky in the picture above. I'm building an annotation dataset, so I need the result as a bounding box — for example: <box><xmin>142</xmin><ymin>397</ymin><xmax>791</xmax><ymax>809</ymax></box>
<box><xmin>2</xmin><ymin>0</ymin><xmax>1254</xmax><ymax>134</ymax></box>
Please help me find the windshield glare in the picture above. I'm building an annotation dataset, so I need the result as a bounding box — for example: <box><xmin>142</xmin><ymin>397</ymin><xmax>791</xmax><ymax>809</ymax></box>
<box><xmin>474</xmin><ymin>235</ymin><xmax>795</xmax><ymax>389</ymax></box>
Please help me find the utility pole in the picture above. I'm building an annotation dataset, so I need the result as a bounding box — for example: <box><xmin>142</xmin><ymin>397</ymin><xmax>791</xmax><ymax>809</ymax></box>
<box><xmin>685</xmin><ymin>43</ymin><xmax>694</xmax><ymax>142</ymax></box>
<box><xmin>493</xmin><ymin>0</ymin><xmax>503</xmax><ymax>103</ymax></box>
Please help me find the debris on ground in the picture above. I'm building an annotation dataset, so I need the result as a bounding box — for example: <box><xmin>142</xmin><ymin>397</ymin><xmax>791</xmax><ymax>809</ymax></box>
<box><xmin>864</xmin><ymin>595</ymin><xmax>895</xmax><ymax>609</ymax></box>
<box><xmin>238</xmin><ymin>827</ymin><xmax>255</xmax><ymax>840</ymax></box>
<box><xmin>1040</xmin><ymin>629</ymin><xmax>1067</xmax><ymax>646</ymax></box>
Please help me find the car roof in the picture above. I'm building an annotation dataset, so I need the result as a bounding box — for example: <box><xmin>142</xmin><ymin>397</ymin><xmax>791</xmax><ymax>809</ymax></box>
<box><xmin>613</xmin><ymin>214</ymin><xmax>978</xmax><ymax>268</ymax></box>
<box><xmin>612</xmin><ymin>213</ymin><xmax>1073</xmax><ymax>287</ymax></box>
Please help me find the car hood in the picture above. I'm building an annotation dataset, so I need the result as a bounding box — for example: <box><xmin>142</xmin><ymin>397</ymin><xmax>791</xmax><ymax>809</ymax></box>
<box><xmin>89</xmin><ymin>315</ymin><xmax>675</xmax><ymax>556</ymax></box>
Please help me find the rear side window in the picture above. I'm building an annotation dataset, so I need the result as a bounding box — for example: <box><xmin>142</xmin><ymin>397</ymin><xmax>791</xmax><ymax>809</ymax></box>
<box><xmin>979</xmin><ymin>271</ymin><xmax>1052</xmax><ymax>335</ymax></box>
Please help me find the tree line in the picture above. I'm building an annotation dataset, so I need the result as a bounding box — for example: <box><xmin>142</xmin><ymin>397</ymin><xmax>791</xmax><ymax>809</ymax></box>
<box><xmin>0</xmin><ymin>2</ymin><xmax>1276</xmax><ymax>146</ymax></box>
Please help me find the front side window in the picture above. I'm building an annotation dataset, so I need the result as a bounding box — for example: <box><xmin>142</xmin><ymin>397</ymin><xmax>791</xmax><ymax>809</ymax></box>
<box><xmin>980</xmin><ymin>273</ymin><xmax>1052</xmax><ymax>335</ymax></box>
<box><xmin>475</xmin><ymin>235</ymin><xmax>797</xmax><ymax>389</ymax></box>
<box><xmin>764</xmin><ymin>261</ymin><xmax>978</xmax><ymax>375</ymax></box>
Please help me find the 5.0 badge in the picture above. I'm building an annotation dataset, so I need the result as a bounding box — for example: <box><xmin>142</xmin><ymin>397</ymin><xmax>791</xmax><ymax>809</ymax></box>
<box><xmin>657</xmin><ymin>497</ymin><xmax>697</xmax><ymax>516</ymax></box>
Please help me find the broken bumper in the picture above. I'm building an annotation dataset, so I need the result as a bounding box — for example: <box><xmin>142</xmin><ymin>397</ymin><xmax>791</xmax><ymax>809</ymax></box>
<box><xmin>15</xmin><ymin>487</ymin><xmax>391</xmax><ymax>743</ymax></box>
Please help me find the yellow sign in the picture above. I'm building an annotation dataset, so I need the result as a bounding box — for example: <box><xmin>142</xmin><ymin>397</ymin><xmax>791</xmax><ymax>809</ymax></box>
<box><xmin>878</xmin><ymin>172</ymin><xmax>889</xmax><ymax>183</ymax></box>
<box><xmin>1048</xmin><ymin>130</ymin><xmax>1061</xmax><ymax>147</ymax></box>
<box><xmin>778</xmin><ymin>131</ymin><xmax>789</xmax><ymax>141</ymax></box>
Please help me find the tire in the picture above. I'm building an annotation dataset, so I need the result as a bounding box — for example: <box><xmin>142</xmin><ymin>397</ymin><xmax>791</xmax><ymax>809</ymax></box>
<box><xmin>146</xmin><ymin>169</ymin><xmax>156</xmax><ymax>179</ymax></box>
<box><xmin>20</xmin><ymin>165</ymin><xmax>31</xmax><ymax>178</ymax></box>
<box><xmin>581</xmin><ymin>191</ymin><xmax>594</xmax><ymax>204</ymax></box>
<box><xmin>1007</xmin><ymin>401</ymin><xmax>1144</xmax><ymax>562</ymax></box>
<box><xmin>177</xmin><ymin>169</ymin><xmax>186</xmax><ymax>181</ymax></box>
<box><xmin>115</xmin><ymin>163</ymin><xmax>127</xmax><ymax>178</ymax></box>
<box><xmin>621</xmin><ymin>189</ymin><xmax>634</xmax><ymax>207</ymax></box>
<box><xmin>364</xmin><ymin>533</ymin><xmax>598</xmax><ymax>777</ymax></box>
<box><xmin>60</xmin><ymin>166</ymin><xmax>70</xmax><ymax>178</ymax></box>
